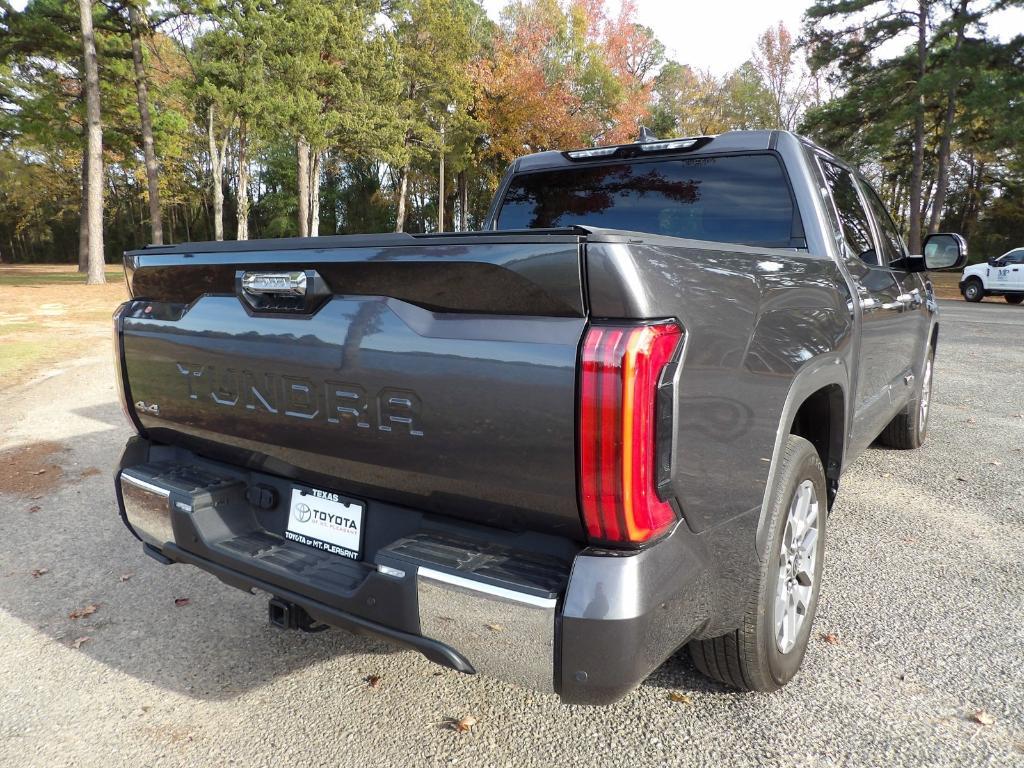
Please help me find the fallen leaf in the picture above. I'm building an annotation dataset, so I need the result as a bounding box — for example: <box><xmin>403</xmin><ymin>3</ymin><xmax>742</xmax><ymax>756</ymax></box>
<box><xmin>28</xmin><ymin>505</ymin><xmax>41</xmax><ymax>513</ymax></box>
<box><xmin>31</xmin><ymin>469</ymin><xmax>46</xmax><ymax>475</ymax></box>
<box><xmin>119</xmin><ymin>573</ymin><xmax>133</xmax><ymax>582</ymax></box>
<box><xmin>447</xmin><ymin>715</ymin><xmax>478</xmax><ymax>733</ymax></box>
<box><xmin>971</xmin><ymin>710</ymin><xmax>995</xmax><ymax>726</ymax></box>
<box><xmin>30</xmin><ymin>494</ymin><xmax>42</xmax><ymax>500</ymax></box>
<box><xmin>69</xmin><ymin>604</ymin><xmax>97</xmax><ymax>620</ymax></box>
<box><xmin>174</xmin><ymin>597</ymin><xmax>190</xmax><ymax>607</ymax></box>
<box><xmin>956</xmin><ymin>476</ymin><xmax>968</xmax><ymax>483</ymax></box>
<box><xmin>821</xmin><ymin>632</ymin><xmax>841</xmax><ymax>645</ymax></box>
<box><xmin>988</xmin><ymin>460</ymin><xmax>1002</xmax><ymax>467</ymax></box>
<box><xmin>365</xmin><ymin>674</ymin><xmax>381</xmax><ymax>688</ymax></box>
<box><xmin>71</xmin><ymin>636</ymin><xmax>90</xmax><ymax>649</ymax></box>
<box><xmin>967</xmin><ymin>418</ymin><xmax>977</xmax><ymax>424</ymax></box>
<box><xmin>30</xmin><ymin>567</ymin><xmax>49</xmax><ymax>578</ymax></box>
<box><xmin>668</xmin><ymin>691</ymin><xmax>693</xmax><ymax>704</ymax></box>
<box><xmin>485</xmin><ymin>623</ymin><xmax>504</xmax><ymax>632</ymax></box>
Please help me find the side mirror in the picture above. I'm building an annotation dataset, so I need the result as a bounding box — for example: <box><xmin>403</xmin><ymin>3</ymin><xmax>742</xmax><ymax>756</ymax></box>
<box><xmin>918</xmin><ymin>232</ymin><xmax>968</xmax><ymax>271</ymax></box>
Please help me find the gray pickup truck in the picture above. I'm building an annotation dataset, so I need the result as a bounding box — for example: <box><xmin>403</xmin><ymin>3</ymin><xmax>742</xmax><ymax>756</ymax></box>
<box><xmin>113</xmin><ymin>130</ymin><xmax>966</xmax><ymax>704</ymax></box>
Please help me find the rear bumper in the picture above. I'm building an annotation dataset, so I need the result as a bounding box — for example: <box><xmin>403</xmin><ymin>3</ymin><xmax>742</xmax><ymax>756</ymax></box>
<box><xmin>116</xmin><ymin>437</ymin><xmax>710</xmax><ymax>704</ymax></box>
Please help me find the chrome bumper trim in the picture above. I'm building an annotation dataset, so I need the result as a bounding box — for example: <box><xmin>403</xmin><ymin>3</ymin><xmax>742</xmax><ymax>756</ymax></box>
<box><xmin>416</xmin><ymin>567</ymin><xmax>557</xmax><ymax>693</ymax></box>
<box><xmin>417</xmin><ymin>567</ymin><xmax>557</xmax><ymax>609</ymax></box>
<box><xmin>119</xmin><ymin>470</ymin><xmax>173</xmax><ymax>549</ymax></box>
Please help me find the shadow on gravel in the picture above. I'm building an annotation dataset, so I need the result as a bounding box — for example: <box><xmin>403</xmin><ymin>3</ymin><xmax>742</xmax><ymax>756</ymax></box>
<box><xmin>641</xmin><ymin>648</ymin><xmax>736</xmax><ymax>696</ymax></box>
<box><xmin>0</xmin><ymin>418</ymin><xmax>400</xmax><ymax>702</ymax></box>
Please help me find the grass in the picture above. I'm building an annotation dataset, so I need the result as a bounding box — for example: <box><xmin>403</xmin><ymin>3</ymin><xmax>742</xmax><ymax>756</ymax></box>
<box><xmin>0</xmin><ymin>264</ymin><xmax>128</xmax><ymax>389</ymax></box>
<box><xmin>929</xmin><ymin>272</ymin><xmax>961</xmax><ymax>300</ymax></box>
<box><xmin>0</xmin><ymin>269</ymin><xmax>124</xmax><ymax>287</ymax></box>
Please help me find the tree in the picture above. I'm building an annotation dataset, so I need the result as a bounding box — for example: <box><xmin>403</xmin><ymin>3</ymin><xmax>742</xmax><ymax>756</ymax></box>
<box><xmin>476</xmin><ymin>0</ymin><xmax>657</xmax><ymax>166</ymax></box>
<box><xmin>126</xmin><ymin>2</ymin><xmax>162</xmax><ymax>243</ymax></box>
<box><xmin>648</xmin><ymin>61</ymin><xmax>773</xmax><ymax>137</ymax></box>
<box><xmin>751</xmin><ymin>22</ymin><xmax>810</xmax><ymax>130</ymax></box>
<box><xmin>802</xmin><ymin>0</ymin><xmax>1019</xmax><ymax>251</ymax></box>
<box><xmin>78</xmin><ymin>0</ymin><xmax>105</xmax><ymax>282</ymax></box>
<box><xmin>390</xmin><ymin>0</ymin><xmax>483</xmax><ymax>232</ymax></box>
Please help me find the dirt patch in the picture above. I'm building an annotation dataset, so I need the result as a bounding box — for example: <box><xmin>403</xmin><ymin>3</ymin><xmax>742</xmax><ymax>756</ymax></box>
<box><xmin>0</xmin><ymin>441</ymin><xmax>67</xmax><ymax>497</ymax></box>
<box><xmin>930</xmin><ymin>273</ymin><xmax>962</xmax><ymax>301</ymax></box>
<box><xmin>0</xmin><ymin>265</ymin><xmax>127</xmax><ymax>388</ymax></box>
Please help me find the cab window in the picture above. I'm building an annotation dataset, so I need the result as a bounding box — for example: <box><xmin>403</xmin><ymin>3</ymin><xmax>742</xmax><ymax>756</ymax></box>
<box><xmin>820</xmin><ymin>160</ymin><xmax>877</xmax><ymax>265</ymax></box>
<box><xmin>859</xmin><ymin>181</ymin><xmax>906</xmax><ymax>266</ymax></box>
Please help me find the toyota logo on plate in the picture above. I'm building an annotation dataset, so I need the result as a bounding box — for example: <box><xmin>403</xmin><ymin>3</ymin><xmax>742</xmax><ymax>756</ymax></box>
<box><xmin>295</xmin><ymin>503</ymin><xmax>312</xmax><ymax>523</ymax></box>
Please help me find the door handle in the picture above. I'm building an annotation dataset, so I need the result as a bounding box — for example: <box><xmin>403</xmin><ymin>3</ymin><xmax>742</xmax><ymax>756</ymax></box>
<box><xmin>859</xmin><ymin>297</ymin><xmax>879</xmax><ymax>311</ymax></box>
<box><xmin>881</xmin><ymin>293</ymin><xmax>917</xmax><ymax>311</ymax></box>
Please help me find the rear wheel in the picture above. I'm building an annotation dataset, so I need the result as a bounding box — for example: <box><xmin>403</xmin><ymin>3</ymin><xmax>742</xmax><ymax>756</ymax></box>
<box><xmin>1006</xmin><ymin>295</ymin><xmax>1024</xmax><ymax>305</ymax></box>
<box><xmin>962</xmin><ymin>278</ymin><xmax>983</xmax><ymax>302</ymax></box>
<box><xmin>688</xmin><ymin>435</ymin><xmax>826</xmax><ymax>691</ymax></box>
<box><xmin>879</xmin><ymin>345</ymin><xmax>934</xmax><ymax>449</ymax></box>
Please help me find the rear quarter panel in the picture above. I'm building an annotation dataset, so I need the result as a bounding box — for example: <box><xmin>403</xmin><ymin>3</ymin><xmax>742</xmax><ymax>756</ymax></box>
<box><xmin>586</xmin><ymin>237</ymin><xmax>853</xmax><ymax>533</ymax></box>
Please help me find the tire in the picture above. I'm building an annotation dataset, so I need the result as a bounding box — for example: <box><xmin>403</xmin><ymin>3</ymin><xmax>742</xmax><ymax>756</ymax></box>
<box><xmin>1006</xmin><ymin>295</ymin><xmax>1024</xmax><ymax>305</ymax></box>
<box><xmin>688</xmin><ymin>435</ymin><xmax>826</xmax><ymax>692</ymax></box>
<box><xmin>879</xmin><ymin>345</ymin><xmax>934</xmax><ymax>450</ymax></box>
<box><xmin>962</xmin><ymin>278</ymin><xmax>983</xmax><ymax>302</ymax></box>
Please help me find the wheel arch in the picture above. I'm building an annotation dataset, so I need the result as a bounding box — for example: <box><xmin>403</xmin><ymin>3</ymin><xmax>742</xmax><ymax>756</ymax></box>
<box><xmin>755</xmin><ymin>360</ymin><xmax>848</xmax><ymax>554</ymax></box>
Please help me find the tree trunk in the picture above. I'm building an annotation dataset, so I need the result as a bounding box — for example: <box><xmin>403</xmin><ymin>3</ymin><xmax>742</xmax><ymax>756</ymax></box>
<box><xmin>928</xmin><ymin>0</ymin><xmax>968</xmax><ymax>234</ymax></box>
<box><xmin>128</xmin><ymin>4</ymin><xmax>162</xmax><ymax>245</ymax></box>
<box><xmin>208</xmin><ymin>105</ymin><xmax>224</xmax><ymax>241</ymax></box>
<box><xmin>394</xmin><ymin>164</ymin><xmax>409</xmax><ymax>233</ymax></box>
<box><xmin>237</xmin><ymin>118</ymin><xmax>249</xmax><ymax>240</ymax></box>
<box><xmin>438</xmin><ymin>151</ymin><xmax>445</xmax><ymax>233</ymax></box>
<box><xmin>78</xmin><ymin>0</ymin><xmax>105</xmax><ymax>284</ymax></box>
<box><xmin>78</xmin><ymin>152</ymin><xmax>89</xmax><ymax>272</ymax></box>
<box><xmin>309</xmin><ymin>150</ymin><xmax>321</xmax><ymax>237</ymax></box>
<box><xmin>297</xmin><ymin>137</ymin><xmax>310</xmax><ymax>237</ymax></box>
<box><xmin>457</xmin><ymin>170</ymin><xmax>467</xmax><ymax>232</ymax></box>
<box><xmin>907</xmin><ymin>0</ymin><xmax>928</xmax><ymax>255</ymax></box>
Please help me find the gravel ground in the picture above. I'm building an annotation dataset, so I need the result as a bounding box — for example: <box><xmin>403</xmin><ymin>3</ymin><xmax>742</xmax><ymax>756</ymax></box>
<box><xmin>0</xmin><ymin>300</ymin><xmax>1022</xmax><ymax>768</ymax></box>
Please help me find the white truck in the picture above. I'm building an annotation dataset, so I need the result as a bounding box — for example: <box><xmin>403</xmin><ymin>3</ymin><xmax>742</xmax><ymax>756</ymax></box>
<box><xmin>959</xmin><ymin>248</ymin><xmax>1024</xmax><ymax>304</ymax></box>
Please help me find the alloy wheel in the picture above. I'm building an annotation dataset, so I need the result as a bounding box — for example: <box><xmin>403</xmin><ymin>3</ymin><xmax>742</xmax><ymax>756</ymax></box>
<box><xmin>774</xmin><ymin>480</ymin><xmax>820</xmax><ymax>654</ymax></box>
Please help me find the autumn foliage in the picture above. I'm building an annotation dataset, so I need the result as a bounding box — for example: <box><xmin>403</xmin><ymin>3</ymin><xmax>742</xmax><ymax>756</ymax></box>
<box><xmin>476</xmin><ymin>0</ymin><xmax>656</xmax><ymax>163</ymax></box>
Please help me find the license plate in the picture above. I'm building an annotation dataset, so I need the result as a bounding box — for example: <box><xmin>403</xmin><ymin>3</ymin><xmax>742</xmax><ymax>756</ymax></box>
<box><xmin>284</xmin><ymin>487</ymin><xmax>364</xmax><ymax>560</ymax></box>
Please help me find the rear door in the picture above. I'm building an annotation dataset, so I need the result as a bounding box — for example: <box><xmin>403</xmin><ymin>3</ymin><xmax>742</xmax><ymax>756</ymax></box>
<box><xmin>858</xmin><ymin>178</ymin><xmax>929</xmax><ymax>392</ymax></box>
<box><xmin>817</xmin><ymin>159</ymin><xmax>913</xmax><ymax>455</ymax></box>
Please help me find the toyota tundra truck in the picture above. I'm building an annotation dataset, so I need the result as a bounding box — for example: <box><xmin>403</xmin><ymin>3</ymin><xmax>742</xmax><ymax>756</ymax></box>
<box><xmin>112</xmin><ymin>130</ymin><xmax>966</xmax><ymax>704</ymax></box>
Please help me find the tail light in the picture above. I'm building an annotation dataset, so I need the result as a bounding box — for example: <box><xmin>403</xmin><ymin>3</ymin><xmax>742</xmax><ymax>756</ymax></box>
<box><xmin>579</xmin><ymin>321</ymin><xmax>683</xmax><ymax>545</ymax></box>
<box><xmin>112</xmin><ymin>302</ymin><xmax>144</xmax><ymax>434</ymax></box>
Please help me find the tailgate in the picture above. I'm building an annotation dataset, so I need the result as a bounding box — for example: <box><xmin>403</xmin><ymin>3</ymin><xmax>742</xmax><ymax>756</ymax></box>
<box><xmin>117</xmin><ymin>235</ymin><xmax>587</xmax><ymax>537</ymax></box>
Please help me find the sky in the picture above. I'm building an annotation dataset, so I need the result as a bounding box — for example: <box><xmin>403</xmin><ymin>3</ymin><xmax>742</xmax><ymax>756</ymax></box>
<box><xmin>481</xmin><ymin>0</ymin><xmax>1024</xmax><ymax>76</ymax></box>
<box><xmin>9</xmin><ymin>0</ymin><xmax>1024</xmax><ymax>76</ymax></box>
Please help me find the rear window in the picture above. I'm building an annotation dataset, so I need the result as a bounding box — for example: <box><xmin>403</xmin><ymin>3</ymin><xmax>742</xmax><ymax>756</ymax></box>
<box><xmin>495</xmin><ymin>154</ymin><xmax>798</xmax><ymax>247</ymax></box>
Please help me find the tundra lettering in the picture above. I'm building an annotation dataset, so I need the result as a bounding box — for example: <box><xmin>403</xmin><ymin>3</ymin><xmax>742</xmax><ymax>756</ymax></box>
<box><xmin>174</xmin><ymin>363</ymin><xmax>423</xmax><ymax>435</ymax></box>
